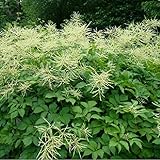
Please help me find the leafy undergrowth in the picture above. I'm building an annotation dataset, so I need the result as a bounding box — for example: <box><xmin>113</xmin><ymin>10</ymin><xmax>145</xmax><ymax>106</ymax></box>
<box><xmin>0</xmin><ymin>14</ymin><xmax>160</xmax><ymax>159</ymax></box>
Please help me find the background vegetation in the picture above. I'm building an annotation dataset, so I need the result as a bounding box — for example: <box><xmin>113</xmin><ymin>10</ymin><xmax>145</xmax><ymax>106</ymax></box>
<box><xmin>0</xmin><ymin>0</ymin><xmax>160</xmax><ymax>29</ymax></box>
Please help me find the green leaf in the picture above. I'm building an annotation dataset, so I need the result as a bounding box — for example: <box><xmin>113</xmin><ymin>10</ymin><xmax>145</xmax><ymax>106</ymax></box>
<box><xmin>83</xmin><ymin>108</ymin><xmax>89</xmax><ymax>116</ymax></box>
<box><xmin>109</xmin><ymin>111</ymin><xmax>119</xmax><ymax>119</ymax></box>
<box><xmin>19</xmin><ymin>146</ymin><xmax>38</xmax><ymax>159</ymax></box>
<box><xmin>9</xmin><ymin>104</ymin><xmax>19</xmax><ymax>114</ymax></box>
<box><xmin>49</xmin><ymin>102</ymin><xmax>58</xmax><ymax>113</ymax></box>
<box><xmin>146</xmin><ymin>134</ymin><xmax>152</xmax><ymax>142</ymax></box>
<box><xmin>90</xmin><ymin>114</ymin><xmax>102</xmax><ymax>120</ymax></box>
<box><xmin>128</xmin><ymin>133</ymin><xmax>138</xmax><ymax>139</ymax></box>
<box><xmin>130</xmin><ymin>138</ymin><xmax>142</xmax><ymax>149</ymax></box>
<box><xmin>25</xmin><ymin>126</ymin><xmax>35</xmax><ymax>135</ymax></box>
<box><xmin>120</xmin><ymin>140</ymin><xmax>129</xmax><ymax>151</ymax></box>
<box><xmin>96</xmin><ymin>149</ymin><xmax>104</xmax><ymax>158</ymax></box>
<box><xmin>33</xmin><ymin>107</ymin><xmax>44</xmax><ymax>113</ymax></box>
<box><xmin>110</xmin><ymin>124</ymin><xmax>120</xmax><ymax>131</ymax></box>
<box><xmin>17</xmin><ymin>122</ymin><xmax>27</xmax><ymax>130</ymax></box>
<box><xmin>109</xmin><ymin>146</ymin><xmax>116</xmax><ymax>155</ymax></box>
<box><xmin>120</xmin><ymin>94</ymin><xmax>128</xmax><ymax>101</ymax></box>
<box><xmin>125</xmin><ymin>88</ymin><xmax>135</xmax><ymax>95</ymax></box>
<box><xmin>88</xmin><ymin>101</ymin><xmax>97</xmax><ymax>108</ymax></box>
<box><xmin>119</xmin><ymin>85</ymin><xmax>125</xmax><ymax>94</ymax></box>
<box><xmin>35</xmin><ymin>118</ymin><xmax>45</xmax><ymax>125</ymax></box>
<box><xmin>83</xmin><ymin>149</ymin><xmax>92</xmax><ymax>157</ymax></box>
<box><xmin>92</xmin><ymin>152</ymin><xmax>98</xmax><ymax>160</ymax></box>
<box><xmin>104</xmin><ymin>116</ymin><xmax>113</xmax><ymax>123</ymax></box>
<box><xmin>104</xmin><ymin>126</ymin><xmax>119</xmax><ymax>135</ymax></box>
<box><xmin>72</xmin><ymin>106</ymin><xmax>82</xmax><ymax>113</ymax></box>
<box><xmin>92</xmin><ymin>126</ymin><xmax>102</xmax><ymax>135</ymax></box>
<box><xmin>18</xmin><ymin>108</ymin><xmax>25</xmax><ymax>117</ymax></box>
<box><xmin>75</xmin><ymin>82</ymin><xmax>86</xmax><ymax>88</ymax></box>
<box><xmin>37</xmin><ymin>99</ymin><xmax>45</xmax><ymax>106</ymax></box>
<box><xmin>58</xmin><ymin>149</ymin><xmax>67</xmax><ymax>159</ymax></box>
<box><xmin>60</xmin><ymin>114</ymin><xmax>73</xmax><ymax>124</ymax></box>
<box><xmin>81</xmin><ymin>102</ymin><xmax>88</xmax><ymax>108</ymax></box>
<box><xmin>45</xmin><ymin>92</ymin><xmax>55</xmax><ymax>98</ymax></box>
<box><xmin>10</xmin><ymin>111</ymin><xmax>18</xmax><ymax>119</ymax></box>
<box><xmin>117</xmin><ymin>144</ymin><xmax>122</xmax><ymax>153</ymax></box>
<box><xmin>57</xmin><ymin>95</ymin><xmax>65</xmax><ymax>102</ymax></box>
<box><xmin>41</xmin><ymin>104</ymin><xmax>48</xmax><ymax>111</ymax></box>
<box><xmin>32</xmin><ymin>136</ymin><xmax>39</xmax><ymax>146</ymax></box>
<box><xmin>89</xmin><ymin>107</ymin><xmax>102</xmax><ymax>113</ymax></box>
<box><xmin>75</xmin><ymin>113</ymin><xmax>83</xmax><ymax>118</ymax></box>
<box><xmin>115</xmin><ymin>93</ymin><xmax>120</xmax><ymax>103</ymax></box>
<box><xmin>23</xmin><ymin>136</ymin><xmax>32</xmax><ymax>147</ymax></box>
<box><xmin>134</xmin><ymin>141</ymin><xmax>142</xmax><ymax>149</ymax></box>
<box><xmin>109</xmin><ymin>138</ymin><xmax>118</xmax><ymax>147</ymax></box>
<box><xmin>86</xmin><ymin>113</ymin><xmax>91</xmax><ymax>122</ymax></box>
<box><xmin>41</xmin><ymin>111</ymin><xmax>48</xmax><ymax>117</ymax></box>
<box><xmin>66</xmin><ymin>98</ymin><xmax>76</xmax><ymax>105</ymax></box>
<box><xmin>120</xmin><ymin>124</ymin><xmax>125</xmax><ymax>136</ymax></box>
<box><xmin>152</xmin><ymin>138</ymin><xmax>160</xmax><ymax>144</ymax></box>
<box><xmin>102</xmin><ymin>146</ymin><xmax>111</xmax><ymax>155</ymax></box>
<box><xmin>25</xmin><ymin>97</ymin><xmax>33</xmax><ymax>106</ymax></box>
<box><xmin>101</xmin><ymin>134</ymin><xmax>110</xmax><ymax>143</ymax></box>
<box><xmin>88</xmin><ymin>141</ymin><xmax>97</xmax><ymax>151</ymax></box>
<box><xmin>15</xmin><ymin>139</ymin><xmax>21</xmax><ymax>148</ymax></box>
<box><xmin>60</xmin><ymin>107</ymin><xmax>70</xmax><ymax>114</ymax></box>
<box><xmin>109</xmin><ymin>97</ymin><xmax>117</xmax><ymax>106</ymax></box>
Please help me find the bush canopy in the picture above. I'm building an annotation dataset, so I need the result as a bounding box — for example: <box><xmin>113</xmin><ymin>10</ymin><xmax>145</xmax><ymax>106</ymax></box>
<box><xmin>0</xmin><ymin>14</ymin><xmax>160</xmax><ymax>159</ymax></box>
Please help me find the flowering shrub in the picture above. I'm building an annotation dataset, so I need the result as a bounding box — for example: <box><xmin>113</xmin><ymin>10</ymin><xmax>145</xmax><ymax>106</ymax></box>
<box><xmin>0</xmin><ymin>14</ymin><xmax>160</xmax><ymax>159</ymax></box>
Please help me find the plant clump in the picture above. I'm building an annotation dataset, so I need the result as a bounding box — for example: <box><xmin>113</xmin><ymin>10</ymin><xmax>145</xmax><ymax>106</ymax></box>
<box><xmin>0</xmin><ymin>14</ymin><xmax>160</xmax><ymax>159</ymax></box>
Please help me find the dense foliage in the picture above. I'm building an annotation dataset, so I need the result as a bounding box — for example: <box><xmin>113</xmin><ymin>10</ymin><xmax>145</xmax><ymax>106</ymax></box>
<box><xmin>21</xmin><ymin>0</ymin><xmax>160</xmax><ymax>29</ymax></box>
<box><xmin>0</xmin><ymin>15</ymin><xmax>160</xmax><ymax>159</ymax></box>
<box><xmin>1</xmin><ymin>0</ymin><xmax>160</xmax><ymax>29</ymax></box>
<box><xmin>0</xmin><ymin>0</ymin><xmax>21</xmax><ymax>28</ymax></box>
<box><xmin>142</xmin><ymin>0</ymin><xmax>160</xmax><ymax>19</ymax></box>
